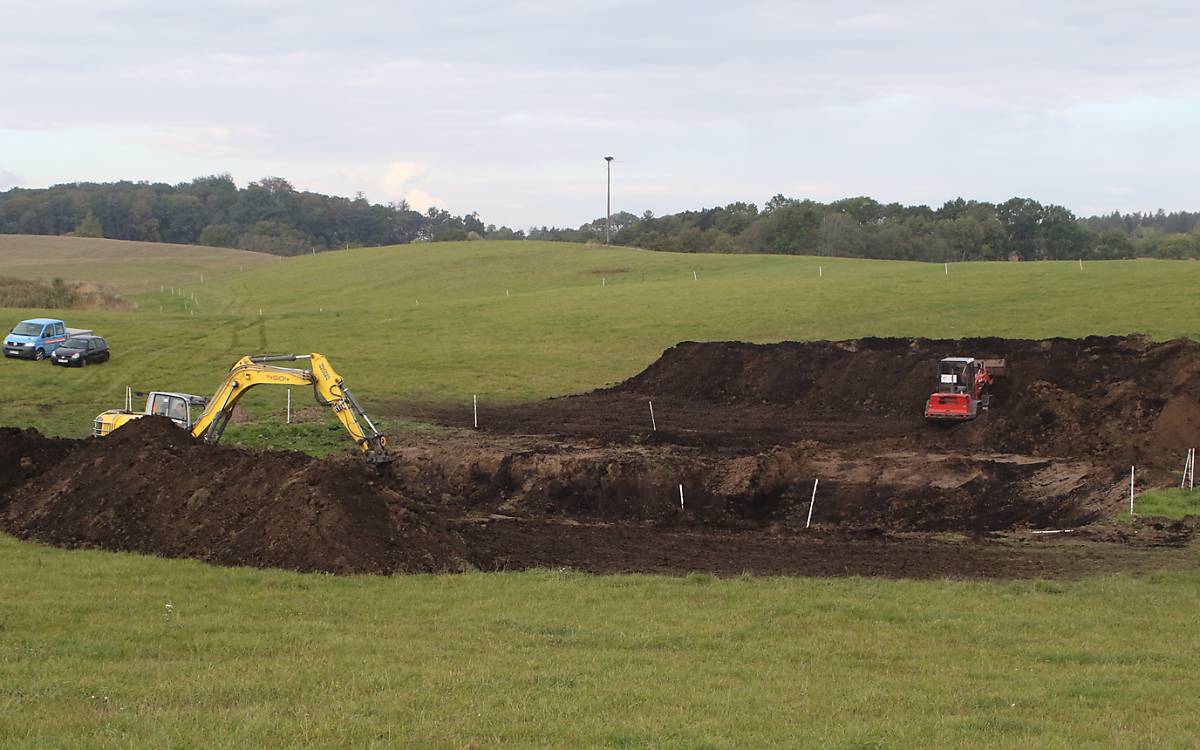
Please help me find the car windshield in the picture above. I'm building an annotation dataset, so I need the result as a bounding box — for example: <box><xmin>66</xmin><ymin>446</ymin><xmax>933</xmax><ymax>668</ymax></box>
<box><xmin>12</xmin><ymin>322</ymin><xmax>43</xmax><ymax>336</ymax></box>
<box><xmin>59</xmin><ymin>340</ymin><xmax>88</xmax><ymax>351</ymax></box>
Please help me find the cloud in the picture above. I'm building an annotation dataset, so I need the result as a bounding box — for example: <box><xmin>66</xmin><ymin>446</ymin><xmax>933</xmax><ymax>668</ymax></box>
<box><xmin>2</xmin><ymin>1</ymin><xmax>1200</xmax><ymax>225</ymax></box>
<box><xmin>402</xmin><ymin>189</ymin><xmax>445</xmax><ymax>213</ymax></box>
<box><xmin>360</xmin><ymin>162</ymin><xmax>445</xmax><ymax>211</ymax></box>
<box><xmin>282</xmin><ymin>161</ymin><xmax>444</xmax><ymax>213</ymax></box>
<box><xmin>0</xmin><ymin>169</ymin><xmax>24</xmax><ymax>190</ymax></box>
<box><xmin>376</xmin><ymin>162</ymin><xmax>421</xmax><ymax>200</ymax></box>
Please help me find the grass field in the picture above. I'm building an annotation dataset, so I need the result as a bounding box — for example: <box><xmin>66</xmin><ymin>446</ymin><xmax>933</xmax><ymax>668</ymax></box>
<box><xmin>2</xmin><ymin>237</ymin><xmax>1200</xmax><ymax>445</ymax></box>
<box><xmin>0</xmin><ymin>234</ymin><xmax>274</xmax><ymax>294</ymax></box>
<box><xmin>3</xmin><ymin>237</ymin><xmax>1200</xmax><ymax>747</ymax></box>
<box><xmin>2</xmin><ymin>536</ymin><xmax>1199</xmax><ymax>749</ymax></box>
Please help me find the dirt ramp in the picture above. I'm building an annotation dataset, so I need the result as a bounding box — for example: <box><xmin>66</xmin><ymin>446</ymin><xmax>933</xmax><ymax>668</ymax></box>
<box><xmin>1</xmin><ymin>418</ymin><xmax>467</xmax><ymax>574</ymax></box>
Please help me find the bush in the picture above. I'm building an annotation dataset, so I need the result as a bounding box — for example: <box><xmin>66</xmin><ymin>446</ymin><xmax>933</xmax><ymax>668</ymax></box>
<box><xmin>73</xmin><ymin>211</ymin><xmax>104</xmax><ymax>238</ymax></box>
<box><xmin>0</xmin><ymin>276</ymin><xmax>134</xmax><ymax>310</ymax></box>
<box><xmin>198</xmin><ymin>224</ymin><xmax>238</xmax><ymax>248</ymax></box>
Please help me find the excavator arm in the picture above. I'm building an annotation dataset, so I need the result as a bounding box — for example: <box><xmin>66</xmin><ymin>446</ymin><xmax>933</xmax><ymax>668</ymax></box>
<box><xmin>190</xmin><ymin>353</ymin><xmax>391</xmax><ymax>463</ymax></box>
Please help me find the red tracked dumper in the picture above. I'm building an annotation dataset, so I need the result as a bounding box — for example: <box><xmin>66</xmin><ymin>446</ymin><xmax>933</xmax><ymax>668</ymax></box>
<box><xmin>924</xmin><ymin>357</ymin><xmax>1006</xmax><ymax>421</ymax></box>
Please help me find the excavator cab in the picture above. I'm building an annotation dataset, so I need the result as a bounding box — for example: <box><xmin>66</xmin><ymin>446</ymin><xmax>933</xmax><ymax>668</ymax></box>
<box><xmin>147</xmin><ymin>392</ymin><xmax>209</xmax><ymax>429</ymax></box>
<box><xmin>95</xmin><ymin>391</ymin><xmax>209</xmax><ymax>436</ymax></box>
<box><xmin>924</xmin><ymin>357</ymin><xmax>996</xmax><ymax>421</ymax></box>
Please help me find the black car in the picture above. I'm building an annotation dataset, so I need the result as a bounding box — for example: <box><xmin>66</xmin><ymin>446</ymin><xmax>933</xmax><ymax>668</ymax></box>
<box><xmin>51</xmin><ymin>336</ymin><xmax>110</xmax><ymax>367</ymax></box>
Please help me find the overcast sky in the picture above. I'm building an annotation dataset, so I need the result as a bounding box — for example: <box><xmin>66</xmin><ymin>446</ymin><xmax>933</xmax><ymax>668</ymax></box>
<box><xmin>2</xmin><ymin>1</ymin><xmax>1198</xmax><ymax>227</ymax></box>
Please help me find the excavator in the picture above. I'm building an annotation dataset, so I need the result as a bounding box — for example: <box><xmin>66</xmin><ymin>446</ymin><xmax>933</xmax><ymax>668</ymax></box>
<box><xmin>94</xmin><ymin>353</ymin><xmax>391</xmax><ymax>463</ymax></box>
<box><xmin>924</xmin><ymin>356</ymin><xmax>1006</xmax><ymax>422</ymax></box>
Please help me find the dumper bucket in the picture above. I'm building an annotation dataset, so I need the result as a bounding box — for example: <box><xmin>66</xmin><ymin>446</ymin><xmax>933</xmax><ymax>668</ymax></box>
<box><xmin>925</xmin><ymin>393</ymin><xmax>977</xmax><ymax>421</ymax></box>
<box><xmin>980</xmin><ymin>358</ymin><xmax>1007</xmax><ymax>377</ymax></box>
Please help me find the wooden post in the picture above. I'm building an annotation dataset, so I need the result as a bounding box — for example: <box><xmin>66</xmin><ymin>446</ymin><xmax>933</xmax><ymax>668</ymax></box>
<box><xmin>1129</xmin><ymin>466</ymin><xmax>1135</xmax><ymax>514</ymax></box>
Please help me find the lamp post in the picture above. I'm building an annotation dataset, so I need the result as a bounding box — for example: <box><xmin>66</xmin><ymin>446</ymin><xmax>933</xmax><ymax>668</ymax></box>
<box><xmin>604</xmin><ymin>156</ymin><xmax>614</xmax><ymax>245</ymax></box>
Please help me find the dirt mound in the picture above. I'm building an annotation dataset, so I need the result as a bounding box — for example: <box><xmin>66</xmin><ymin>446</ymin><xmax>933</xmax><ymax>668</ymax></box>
<box><xmin>3</xmin><ymin>335</ymin><xmax>1199</xmax><ymax>579</ymax></box>
<box><xmin>0</xmin><ymin>418</ymin><xmax>467</xmax><ymax>574</ymax></box>
<box><xmin>0</xmin><ymin>427</ymin><xmax>76</xmax><ymax>496</ymax></box>
<box><xmin>605</xmin><ymin>335</ymin><xmax>1200</xmax><ymax>461</ymax></box>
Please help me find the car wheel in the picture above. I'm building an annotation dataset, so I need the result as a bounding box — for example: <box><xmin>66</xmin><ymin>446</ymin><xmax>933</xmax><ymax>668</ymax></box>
<box><xmin>80</xmin><ymin>357</ymin><xmax>88</xmax><ymax>367</ymax></box>
<box><xmin>34</xmin><ymin>349</ymin><xmax>44</xmax><ymax>361</ymax></box>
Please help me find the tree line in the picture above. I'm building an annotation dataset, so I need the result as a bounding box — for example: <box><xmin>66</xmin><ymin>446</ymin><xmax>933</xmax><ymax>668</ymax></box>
<box><xmin>0</xmin><ymin>175</ymin><xmax>521</xmax><ymax>255</ymax></box>
<box><xmin>4</xmin><ymin>177</ymin><xmax>1200</xmax><ymax>260</ymax></box>
<box><xmin>531</xmin><ymin>197</ymin><xmax>1200</xmax><ymax>261</ymax></box>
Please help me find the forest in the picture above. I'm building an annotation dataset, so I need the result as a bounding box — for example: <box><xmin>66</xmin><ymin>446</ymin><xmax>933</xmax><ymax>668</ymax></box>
<box><xmin>3</xmin><ymin>177</ymin><xmax>1198</xmax><ymax>260</ymax></box>
<box><xmin>531</xmin><ymin>196</ymin><xmax>1200</xmax><ymax>261</ymax></box>
<box><xmin>0</xmin><ymin>175</ymin><xmax>515</xmax><ymax>255</ymax></box>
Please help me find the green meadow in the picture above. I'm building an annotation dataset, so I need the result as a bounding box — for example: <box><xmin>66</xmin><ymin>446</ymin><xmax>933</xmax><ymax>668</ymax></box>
<box><xmin>2</xmin><ymin>236</ymin><xmax>1199</xmax><ymax>444</ymax></box>
<box><xmin>2</xmin><ymin>236</ymin><xmax>1200</xmax><ymax>747</ymax></box>
<box><xmin>1</xmin><ymin>536</ymin><xmax>1199</xmax><ymax>749</ymax></box>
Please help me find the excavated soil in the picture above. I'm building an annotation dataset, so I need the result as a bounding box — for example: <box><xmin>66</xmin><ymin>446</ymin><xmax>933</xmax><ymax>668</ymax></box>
<box><xmin>3</xmin><ymin>335</ymin><xmax>1200</xmax><ymax>578</ymax></box>
<box><xmin>429</xmin><ymin>335</ymin><xmax>1200</xmax><ymax>464</ymax></box>
<box><xmin>0</xmin><ymin>418</ymin><xmax>467</xmax><ymax>574</ymax></box>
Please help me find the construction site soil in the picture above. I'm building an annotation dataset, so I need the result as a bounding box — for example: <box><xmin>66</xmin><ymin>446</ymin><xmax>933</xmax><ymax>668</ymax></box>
<box><xmin>3</xmin><ymin>336</ymin><xmax>1200</xmax><ymax>579</ymax></box>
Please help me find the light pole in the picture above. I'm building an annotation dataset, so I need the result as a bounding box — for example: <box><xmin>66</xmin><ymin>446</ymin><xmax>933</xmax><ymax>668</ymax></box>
<box><xmin>604</xmin><ymin>156</ymin><xmax>614</xmax><ymax>245</ymax></box>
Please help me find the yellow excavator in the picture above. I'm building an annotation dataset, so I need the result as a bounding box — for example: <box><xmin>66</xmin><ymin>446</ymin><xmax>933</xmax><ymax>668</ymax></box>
<box><xmin>94</xmin><ymin>353</ymin><xmax>391</xmax><ymax>463</ymax></box>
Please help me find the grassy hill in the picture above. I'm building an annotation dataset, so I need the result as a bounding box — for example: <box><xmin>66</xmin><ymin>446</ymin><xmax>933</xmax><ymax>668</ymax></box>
<box><xmin>0</xmin><ymin>234</ymin><xmax>274</xmax><ymax>294</ymax></box>
<box><xmin>2</xmin><ymin>239</ymin><xmax>1200</xmax><ymax>442</ymax></box>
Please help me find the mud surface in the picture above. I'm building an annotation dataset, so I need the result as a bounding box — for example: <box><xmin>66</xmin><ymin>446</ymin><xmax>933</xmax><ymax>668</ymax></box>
<box><xmin>3</xmin><ymin>336</ymin><xmax>1200</xmax><ymax>578</ymax></box>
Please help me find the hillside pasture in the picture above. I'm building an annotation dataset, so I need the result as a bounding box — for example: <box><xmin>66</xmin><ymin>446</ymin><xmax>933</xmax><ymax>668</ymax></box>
<box><xmin>0</xmin><ymin>234</ymin><xmax>274</xmax><ymax>294</ymax></box>
<box><xmin>2</xmin><ymin>239</ymin><xmax>1200</xmax><ymax>748</ymax></box>
<box><xmin>1</xmin><ymin>240</ymin><xmax>1199</xmax><ymax>443</ymax></box>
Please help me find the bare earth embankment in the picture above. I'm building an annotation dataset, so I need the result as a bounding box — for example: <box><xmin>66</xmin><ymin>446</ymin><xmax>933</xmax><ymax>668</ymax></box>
<box><xmin>3</xmin><ymin>336</ymin><xmax>1198</xmax><ymax>578</ymax></box>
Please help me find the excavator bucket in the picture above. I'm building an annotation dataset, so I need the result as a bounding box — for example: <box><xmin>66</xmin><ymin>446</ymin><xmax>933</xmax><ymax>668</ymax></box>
<box><xmin>924</xmin><ymin>392</ymin><xmax>977</xmax><ymax>421</ymax></box>
<box><xmin>980</xmin><ymin>358</ymin><xmax>1007</xmax><ymax>377</ymax></box>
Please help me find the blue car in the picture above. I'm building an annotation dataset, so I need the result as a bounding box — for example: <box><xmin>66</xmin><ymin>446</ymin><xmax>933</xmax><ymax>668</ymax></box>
<box><xmin>3</xmin><ymin>318</ymin><xmax>95</xmax><ymax>361</ymax></box>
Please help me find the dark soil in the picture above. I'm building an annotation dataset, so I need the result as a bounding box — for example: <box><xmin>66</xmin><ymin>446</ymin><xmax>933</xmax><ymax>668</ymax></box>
<box><xmin>454</xmin><ymin>518</ymin><xmax>1196</xmax><ymax>579</ymax></box>
<box><xmin>3</xmin><ymin>336</ymin><xmax>1199</xmax><ymax>579</ymax></box>
<box><xmin>0</xmin><ymin>418</ymin><xmax>468</xmax><ymax>574</ymax></box>
<box><xmin>425</xmin><ymin>335</ymin><xmax>1200</xmax><ymax>465</ymax></box>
